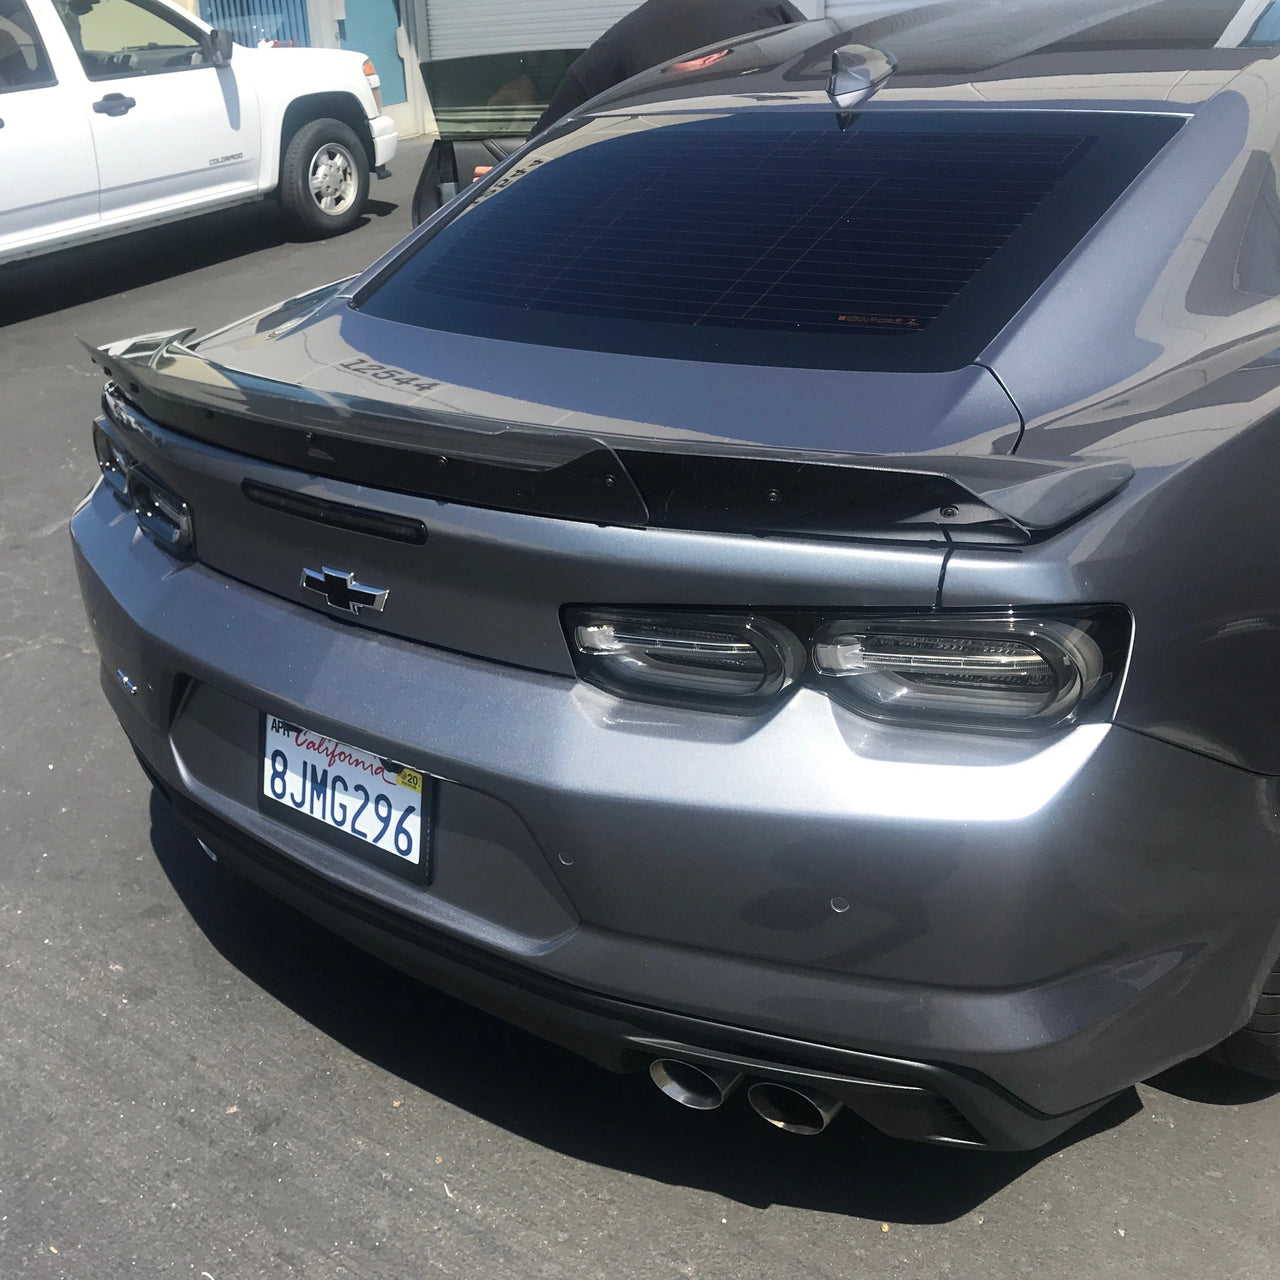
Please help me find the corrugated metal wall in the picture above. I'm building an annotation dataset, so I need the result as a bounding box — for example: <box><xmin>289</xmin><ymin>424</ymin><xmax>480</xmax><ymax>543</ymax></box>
<box><xmin>424</xmin><ymin>0</ymin><xmax>642</xmax><ymax>61</ymax></box>
<box><xmin>424</xmin><ymin>0</ymin><xmax>833</xmax><ymax>61</ymax></box>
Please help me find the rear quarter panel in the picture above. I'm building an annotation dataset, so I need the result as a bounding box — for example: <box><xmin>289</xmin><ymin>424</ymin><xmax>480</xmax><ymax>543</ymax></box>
<box><xmin>963</xmin><ymin>79</ymin><xmax>1280</xmax><ymax>773</ymax></box>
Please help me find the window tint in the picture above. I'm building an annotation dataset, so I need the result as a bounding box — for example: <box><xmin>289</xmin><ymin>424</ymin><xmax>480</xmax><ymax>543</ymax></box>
<box><xmin>0</xmin><ymin>0</ymin><xmax>55</xmax><ymax>90</ymax></box>
<box><xmin>53</xmin><ymin>0</ymin><xmax>208</xmax><ymax>79</ymax></box>
<box><xmin>358</xmin><ymin>111</ymin><xmax>1183</xmax><ymax>372</ymax></box>
<box><xmin>422</xmin><ymin>50</ymin><xmax>585</xmax><ymax>139</ymax></box>
<box><xmin>424</xmin><ymin>128</ymin><xmax>1087</xmax><ymax>337</ymax></box>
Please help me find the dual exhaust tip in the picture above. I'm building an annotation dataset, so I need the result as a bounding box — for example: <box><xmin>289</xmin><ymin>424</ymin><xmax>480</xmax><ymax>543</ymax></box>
<box><xmin>648</xmin><ymin>1059</ymin><xmax>842</xmax><ymax>1135</ymax></box>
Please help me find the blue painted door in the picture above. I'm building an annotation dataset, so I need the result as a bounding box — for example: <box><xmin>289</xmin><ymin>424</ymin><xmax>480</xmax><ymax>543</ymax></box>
<box><xmin>342</xmin><ymin>0</ymin><xmax>406</xmax><ymax>104</ymax></box>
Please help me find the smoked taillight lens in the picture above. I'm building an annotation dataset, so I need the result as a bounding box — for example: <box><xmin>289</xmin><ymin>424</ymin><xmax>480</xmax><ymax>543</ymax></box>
<box><xmin>97</xmin><ymin>385</ymin><xmax>195</xmax><ymax>559</ymax></box>
<box><xmin>564</xmin><ymin>607</ymin><xmax>1129</xmax><ymax>731</ymax></box>
<box><xmin>93</xmin><ymin>421</ymin><xmax>134</xmax><ymax>505</ymax></box>
<box><xmin>127</xmin><ymin>468</ymin><xmax>195</xmax><ymax>559</ymax></box>
<box><xmin>565</xmin><ymin>610</ymin><xmax>802</xmax><ymax>713</ymax></box>
<box><xmin>811</xmin><ymin>612</ymin><xmax>1128</xmax><ymax>732</ymax></box>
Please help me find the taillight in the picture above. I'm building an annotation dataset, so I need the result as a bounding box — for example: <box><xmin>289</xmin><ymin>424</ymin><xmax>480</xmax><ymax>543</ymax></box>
<box><xmin>97</xmin><ymin>384</ymin><xmax>195</xmax><ymax>560</ymax></box>
<box><xmin>92</xmin><ymin>421</ymin><xmax>133</xmax><ymax>504</ymax></box>
<box><xmin>563</xmin><ymin>607</ymin><xmax>1129</xmax><ymax>732</ymax></box>
<box><xmin>127</xmin><ymin>467</ymin><xmax>195</xmax><ymax>559</ymax></box>
<box><xmin>811</xmin><ymin>612</ymin><xmax>1126</xmax><ymax>733</ymax></box>
<box><xmin>564</xmin><ymin>610</ymin><xmax>802</xmax><ymax>713</ymax></box>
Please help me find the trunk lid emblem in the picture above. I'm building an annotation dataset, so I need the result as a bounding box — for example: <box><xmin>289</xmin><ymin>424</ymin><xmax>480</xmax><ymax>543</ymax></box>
<box><xmin>300</xmin><ymin>566</ymin><xmax>389</xmax><ymax>615</ymax></box>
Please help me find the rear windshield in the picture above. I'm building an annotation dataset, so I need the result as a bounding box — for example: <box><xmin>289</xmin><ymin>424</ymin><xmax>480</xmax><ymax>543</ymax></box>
<box><xmin>358</xmin><ymin>110</ymin><xmax>1181</xmax><ymax>372</ymax></box>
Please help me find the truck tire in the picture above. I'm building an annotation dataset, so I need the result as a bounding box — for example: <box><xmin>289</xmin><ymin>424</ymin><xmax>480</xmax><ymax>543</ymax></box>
<box><xmin>1215</xmin><ymin>962</ymin><xmax>1280</xmax><ymax>1079</ymax></box>
<box><xmin>280</xmin><ymin>117</ymin><xmax>370</xmax><ymax>238</ymax></box>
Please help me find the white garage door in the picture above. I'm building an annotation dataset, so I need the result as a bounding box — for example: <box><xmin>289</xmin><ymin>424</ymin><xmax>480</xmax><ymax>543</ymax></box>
<box><xmin>822</xmin><ymin>1</ymin><xmax>924</xmax><ymax>19</ymax></box>
<box><xmin>424</xmin><ymin>0</ymin><xmax>643</xmax><ymax>60</ymax></box>
<box><xmin>423</xmin><ymin>0</ymin><xmax>830</xmax><ymax>61</ymax></box>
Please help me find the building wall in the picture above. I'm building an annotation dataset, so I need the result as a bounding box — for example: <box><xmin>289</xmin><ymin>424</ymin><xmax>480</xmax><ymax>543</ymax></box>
<box><xmin>304</xmin><ymin>0</ymin><xmax>431</xmax><ymax>134</ymax></box>
<box><xmin>402</xmin><ymin>0</ymin><xmax>833</xmax><ymax>139</ymax></box>
<box><xmin>423</xmin><ymin>0</ymin><xmax>640</xmax><ymax>61</ymax></box>
<box><xmin>421</xmin><ymin>0</ymin><xmax>827</xmax><ymax>62</ymax></box>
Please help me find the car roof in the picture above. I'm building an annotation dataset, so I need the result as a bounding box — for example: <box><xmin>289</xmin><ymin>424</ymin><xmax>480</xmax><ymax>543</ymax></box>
<box><xmin>583</xmin><ymin>0</ymin><xmax>1280</xmax><ymax>118</ymax></box>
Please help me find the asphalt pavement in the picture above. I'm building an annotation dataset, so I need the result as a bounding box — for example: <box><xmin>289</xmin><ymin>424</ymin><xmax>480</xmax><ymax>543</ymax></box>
<box><xmin>3</xmin><ymin>142</ymin><xmax>1280</xmax><ymax>1280</ymax></box>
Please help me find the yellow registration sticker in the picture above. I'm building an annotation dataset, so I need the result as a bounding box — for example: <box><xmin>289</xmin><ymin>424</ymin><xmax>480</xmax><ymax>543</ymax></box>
<box><xmin>397</xmin><ymin>768</ymin><xmax>424</xmax><ymax>794</ymax></box>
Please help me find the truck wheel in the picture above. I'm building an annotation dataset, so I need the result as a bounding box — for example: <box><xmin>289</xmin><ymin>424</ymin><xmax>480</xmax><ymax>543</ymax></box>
<box><xmin>1215</xmin><ymin>962</ymin><xmax>1280</xmax><ymax>1079</ymax></box>
<box><xmin>280</xmin><ymin>118</ymin><xmax>370</xmax><ymax>238</ymax></box>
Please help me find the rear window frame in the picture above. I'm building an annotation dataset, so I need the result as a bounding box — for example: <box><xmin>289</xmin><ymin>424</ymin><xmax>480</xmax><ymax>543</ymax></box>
<box><xmin>354</xmin><ymin>107</ymin><xmax>1184</xmax><ymax>374</ymax></box>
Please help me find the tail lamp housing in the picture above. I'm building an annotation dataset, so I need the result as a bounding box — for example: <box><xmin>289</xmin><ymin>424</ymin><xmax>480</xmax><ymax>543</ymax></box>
<box><xmin>96</xmin><ymin>389</ymin><xmax>195</xmax><ymax>559</ymax></box>
<box><xmin>565</xmin><ymin>607</ymin><xmax>1129</xmax><ymax>734</ymax></box>
<box><xmin>92</xmin><ymin>420</ymin><xmax>134</xmax><ymax>504</ymax></box>
<box><xmin>564</xmin><ymin>610</ymin><xmax>803</xmax><ymax>714</ymax></box>
<box><xmin>126</xmin><ymin>467</ymin><xmax>195</xmax><ymax>559</ymax></box>
<box><xmin>810</xmin><ymin>612</ymin><xmax>1126</xmax><ymax>733</ymax></box>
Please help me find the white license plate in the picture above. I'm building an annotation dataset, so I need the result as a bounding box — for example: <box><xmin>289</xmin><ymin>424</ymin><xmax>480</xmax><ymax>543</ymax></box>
<box><xmin>261</xmin><ymin>717</ymin><xmax>426</xmax><ymax>873</ymax></box>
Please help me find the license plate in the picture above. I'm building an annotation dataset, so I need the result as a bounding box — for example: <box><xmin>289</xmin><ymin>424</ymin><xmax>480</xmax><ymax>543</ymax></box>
<box><xmin>260</xmin><ymin>716</ymin><xmax>431</xmax><ymax>882</ymax></box>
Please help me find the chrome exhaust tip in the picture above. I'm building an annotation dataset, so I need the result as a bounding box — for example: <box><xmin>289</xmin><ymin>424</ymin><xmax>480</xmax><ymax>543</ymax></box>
<box><xmin>649</xmin><ymin>1059</ymin><xmax>743</xmax><ymax>1111</ymax></box>
<box><xmin>747</xmin><ymin>1082</ymin><xmax>844</xmax><ymax>1135</ymax></box>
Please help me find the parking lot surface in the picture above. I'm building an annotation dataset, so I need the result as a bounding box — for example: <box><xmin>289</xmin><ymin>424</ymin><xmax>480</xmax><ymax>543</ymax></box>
<box><xmin>3</xmin><ymin>141</ymin><xmax>1280</xmax><ymax>1280</ymax></box>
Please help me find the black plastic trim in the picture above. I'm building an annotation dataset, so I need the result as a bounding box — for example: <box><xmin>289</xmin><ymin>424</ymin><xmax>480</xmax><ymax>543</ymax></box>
<box><xmin>118</xmin><ymin>381</ymin><xmax>649</xmax><ymax>527</ymax></box>
<box><xmin>104</xmin><ymin>383</ymin><xmax>1022</xmax><ymax>543</ymax></box>
<box><xmin>242</xmin><ymin>480</ymin><xmax>429</xmax><ymax>544</ymax></box>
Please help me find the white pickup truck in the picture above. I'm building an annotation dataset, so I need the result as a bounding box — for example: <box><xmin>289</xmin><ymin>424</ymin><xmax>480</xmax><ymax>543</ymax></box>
<box><xmin>0</xmin><ymin>0</ymin><xmax>398</xmax><ymax>264</ymax></box>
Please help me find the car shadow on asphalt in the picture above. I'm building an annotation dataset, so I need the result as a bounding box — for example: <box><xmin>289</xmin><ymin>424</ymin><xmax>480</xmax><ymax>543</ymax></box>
<box><xmin>149</xmin><ymin>789</ymin><xmax>1143</xmax><ymax>1223</ymax></box>
<box><xmin>0</xmin><ymin>199</ymin><xmax>395</xmax><ymax>328</ymax></box>
<box><xmin>1145</xmin><ymin>1057</ymin><xmax>1280</xmax><ymax>1105</ymax></box>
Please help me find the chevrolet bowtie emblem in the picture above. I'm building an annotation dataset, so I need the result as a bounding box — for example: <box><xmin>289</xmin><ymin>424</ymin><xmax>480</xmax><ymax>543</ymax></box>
<box><xmin>300</xmin><ymin>566</ymin><xmax>389</xmax><ymax>615</ymax></box>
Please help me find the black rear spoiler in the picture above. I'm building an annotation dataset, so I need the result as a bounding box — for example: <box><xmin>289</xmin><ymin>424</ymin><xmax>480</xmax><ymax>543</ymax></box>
<box><xmin>87</xmin><ymin>331</ymin><xmax>1132</xmax><ymax>544</ymax></box>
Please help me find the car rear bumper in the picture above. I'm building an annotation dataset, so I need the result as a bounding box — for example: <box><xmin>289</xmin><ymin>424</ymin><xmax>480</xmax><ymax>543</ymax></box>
<box><xmin>147</xmin><ymin>775</ymin><xmax>1109</xmax><ymax>1150</ymax></box>
<box><xmin>72</xmin><ymin>482</ymin><xmax>1280</xmax><ymax>1147</ymax></box>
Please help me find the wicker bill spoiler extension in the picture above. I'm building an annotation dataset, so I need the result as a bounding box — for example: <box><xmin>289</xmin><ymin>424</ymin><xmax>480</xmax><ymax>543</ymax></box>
<box><xmin>86</xmin><ymin>331</ymin><xmax>1133</xmax><ymax>546</ymax></box>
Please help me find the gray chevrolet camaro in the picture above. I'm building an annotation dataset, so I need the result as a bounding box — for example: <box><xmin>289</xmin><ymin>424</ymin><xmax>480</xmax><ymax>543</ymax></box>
<box><xmin>71</xmin><ymin>0</ymin><xmax>1280</xmax><ymax>1150</ymax></box>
